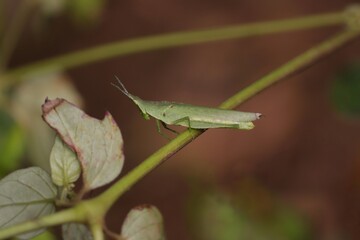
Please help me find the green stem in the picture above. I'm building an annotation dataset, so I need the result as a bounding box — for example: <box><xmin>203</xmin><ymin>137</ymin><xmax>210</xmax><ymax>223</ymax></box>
<box><xmin>0</xmin><ymin>207</ymin><xmax>84</xmax><ymax>239</ymax></box>
<box><xmin>1</xmin><ymin>11</ymin><xmax>344</xmax><ymax>84</ymax></box>
<box><xmin>90</xmin><ymin>223</ymin><xmax>104</xmax><ymax>240</ymax></box>
<box><xmin>220</xmin><ymin>30</ymin><xmax>360</xmax><ymax>109</ymax></box>
<box><xmin>97</xmin><ymin>129</ymin><xmax>202</xmax><ymax>207</ymax></box>
<box><xmin>96</xmin><ymin>29</ymin><xmax>360</xmax><ymax>210</ymax></box>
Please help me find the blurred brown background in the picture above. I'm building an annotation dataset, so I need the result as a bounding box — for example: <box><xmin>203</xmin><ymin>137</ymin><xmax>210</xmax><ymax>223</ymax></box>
<box><xmin>4</xmin><ymin>0</ymin><xmax>360</xmax><ymax>239</ymax></box>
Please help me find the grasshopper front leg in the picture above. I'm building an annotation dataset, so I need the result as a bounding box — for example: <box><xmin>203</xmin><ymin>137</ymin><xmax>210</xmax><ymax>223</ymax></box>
<box><xmin>156</xmin><ymin>119</ymin><xmax>180</xmax><ymax>139</ymax></box>
<box><xmin>156</xmin><ymin>119</ymin><xmax>171</xmax><ymax>140</ymax></box>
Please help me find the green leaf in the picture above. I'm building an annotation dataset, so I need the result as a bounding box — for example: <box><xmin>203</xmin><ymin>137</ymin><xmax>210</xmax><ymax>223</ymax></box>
<box><xmin>10</xmin><ymin>73</ymin><xmax>83</xmax><ymax>171</ymax></box>
<box><xmin>62</xmin><ymin>223</ymin><xmax>93</xmax><ymax>240</ymax></box>
<box><xmin>50</xmin><ymin>136</ymin><xmax>81</xmax><ymax>188</ymax></box>
<box><xmin>42</xmin><ymin>98</ymin><xmax>124</xmax><ymax>191</ymax></box>
<box><xmin>0</xmin><ymin>110</ymin><xmax>25</xmax><ymax>177</ymax></box>
<box><xmin>0</xmin><ymin>167</ymin><xmax>57</xmax><ymax>239</ymax></box>
<box><xmin>331</xmin><ymin>63</ymin><xmax>360</xmax><ymax>116</ymax></box>
<box><xmin>121</xmin><ymin>205</ymin><xmax>165</xmax><ymax>240</ymax></box>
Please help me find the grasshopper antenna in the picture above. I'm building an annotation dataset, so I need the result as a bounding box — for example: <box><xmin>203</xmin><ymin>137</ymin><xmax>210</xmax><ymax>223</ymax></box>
<box><xmin>111</xmin><ymin>75</ymin><xmax>130</xmax><ymax>97</ymax></box>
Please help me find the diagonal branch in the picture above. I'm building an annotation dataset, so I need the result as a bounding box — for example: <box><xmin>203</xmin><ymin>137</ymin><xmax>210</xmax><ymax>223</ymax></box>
<box><xmin>96</xmin><ymin>29</ymin><xmax>360</xmax><ymax>209</ymax></box>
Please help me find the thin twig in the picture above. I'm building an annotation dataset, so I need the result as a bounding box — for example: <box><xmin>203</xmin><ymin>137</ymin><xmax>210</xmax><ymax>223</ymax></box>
<box><xmin>1</xmin><ymin>10</ymin><xmax>344</xmax><ymax>85</ymax></box>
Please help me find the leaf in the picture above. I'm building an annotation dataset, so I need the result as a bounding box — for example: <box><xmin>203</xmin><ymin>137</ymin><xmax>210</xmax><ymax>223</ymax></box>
<box><xmin>0</xmin><ymin>110</ymin><xmax>25</xmax><ymax>177</ymax></box>
<box><xmin>0</xmin><ymin>167</ymin><xmax>57</xmax><ymax>239</ymax></box>
<box><xmin>121</xmin><ymin>205</ymin><xmax>165</xmax><ymax>240</ymax></box>
<box><xmin>10</xmin><ymin>73</ymin><xmax>83</xmax><ymax>171</ymax></box>
<box><xmin>62</xmin><ymin>223</ymin><xmax>93</xmax><ymax>240</ymax></box>
<box><xmin>50</xmin><ymin>136</ymin><xmax>81</xmax><ymax>188</ymax></box>
<box><xmin>42</xmin><ymin>98</ymin><xmax>124</xmax><ymax>191</ymax></box>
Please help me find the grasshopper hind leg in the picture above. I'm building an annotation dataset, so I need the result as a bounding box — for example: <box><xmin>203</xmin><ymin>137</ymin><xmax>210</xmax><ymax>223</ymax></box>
<box><xmin>172</xmin><ymin>116</ymin><xmax>192</xmax><ymax>129</ymax></box>
<box><xmin>171</xmin><ymin>116</ymin><xmax>197</xmax><ymax>139</ymax></box>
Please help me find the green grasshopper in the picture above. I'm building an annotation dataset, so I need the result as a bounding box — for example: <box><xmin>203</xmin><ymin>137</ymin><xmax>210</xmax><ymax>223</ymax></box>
<box><xmin>112</xmin><ymin>77</ymin><xmax>261</xmax><ymax>136</ymax></box>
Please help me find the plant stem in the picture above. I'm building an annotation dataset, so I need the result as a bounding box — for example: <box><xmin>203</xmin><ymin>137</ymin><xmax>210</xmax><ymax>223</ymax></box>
<box><xmin>1</xmin><ymin>11</ymin><xmax>344</xmax><ymax>84</ymax></box>
<box><xmin>0</xmin><ymin>207</ymin><xmax>83</xmax><ymax>239</ymax></box>
<box><xmin>219</xmin><ymin>30</ymin><xmax>360</xmax><ymax>109</ymax></box>
<box><xmin>96</xmin><ymin>29</ymin><xmax>360</xmax><ymax>210</ymax></box>
<box><xmin>96</xmin><ymin>129</ymin><xmax>202</xmax><ymax>208</ymax></box>
<box><xmin>90</xmin><ymin>223</ymin><xmax>105</xmax><ymax>240</ymax></box>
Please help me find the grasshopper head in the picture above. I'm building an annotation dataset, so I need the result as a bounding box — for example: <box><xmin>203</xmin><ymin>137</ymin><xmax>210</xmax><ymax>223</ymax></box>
<box><xmin>112</xmin><ymin>77</ymin><xmax>150</xmax><ymax>120</ymax></box>
<box><xmin>129</xmin><ymin>95</ymin><xmax>150</xmax><ymax>120</ymax></box>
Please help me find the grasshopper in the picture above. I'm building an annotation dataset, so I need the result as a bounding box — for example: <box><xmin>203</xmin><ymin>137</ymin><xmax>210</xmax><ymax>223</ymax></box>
<box><xmin>112</xmin><ymin>77</ymin><xmax>261</xmax><ymax>136</ymax></box>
